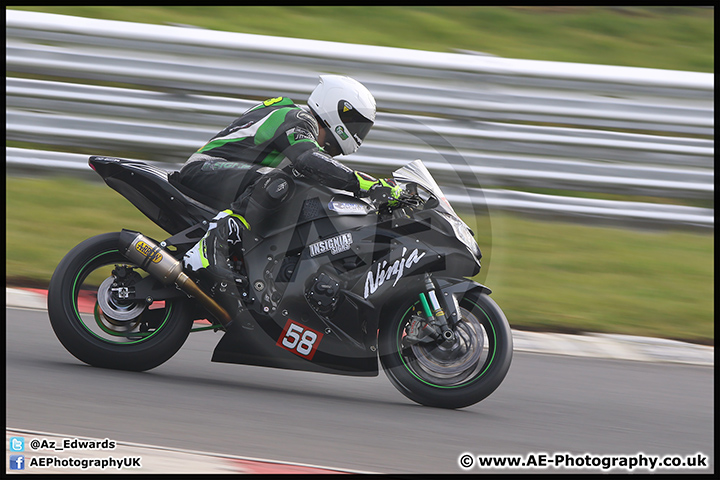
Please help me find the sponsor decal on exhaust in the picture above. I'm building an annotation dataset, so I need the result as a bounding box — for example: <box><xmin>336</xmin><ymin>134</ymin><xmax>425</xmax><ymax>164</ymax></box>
<box><xmin>134</xmin><ymin>241</ymin><xmax>163</xmax><ymax>263</ymax></box>
<box><xmin>364</xmin><ymin>247</ymin><xmax>426</xmax><ymax>298</ymax></box>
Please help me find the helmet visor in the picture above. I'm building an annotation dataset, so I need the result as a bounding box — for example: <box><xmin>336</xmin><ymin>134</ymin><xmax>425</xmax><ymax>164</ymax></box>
<box><xmin>338</xmin><ymin>100</ymin><xmax>374</xmax><ymax>145</ymax></box>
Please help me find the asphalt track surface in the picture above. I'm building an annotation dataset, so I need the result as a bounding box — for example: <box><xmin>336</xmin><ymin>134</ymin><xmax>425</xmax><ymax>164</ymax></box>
<box><xmin>6</xmin><ymin>307</ymin><xmax>714</xmax><ymax>474</ymax></box>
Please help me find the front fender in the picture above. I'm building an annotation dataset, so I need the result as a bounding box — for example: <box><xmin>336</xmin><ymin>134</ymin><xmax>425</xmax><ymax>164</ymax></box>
<box><xmin>432</xmin><ymin>277</ymin><xmax>492</xmax><ymax>324</ymax></box>
<box><xmin>376</xmin><ymin>276</ymin><xmax>492</xmax><ymax>332</ymax></box>
<box><xmin>434</xmin><ymin>277</ymin><xmax>492</xmax><ymax>297</ymax></box>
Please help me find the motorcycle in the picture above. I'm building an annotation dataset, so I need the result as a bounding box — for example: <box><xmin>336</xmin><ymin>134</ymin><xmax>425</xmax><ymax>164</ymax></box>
<box><xmin>48</xmin><ymin>156</ymin><xmax>512</xmax><ymax>409</ymax></box>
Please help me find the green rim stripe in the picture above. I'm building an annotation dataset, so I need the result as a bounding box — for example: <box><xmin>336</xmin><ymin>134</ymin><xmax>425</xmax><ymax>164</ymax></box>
<box><xmin>72</xmin><ymin>249</ymin><xmax>172</xmax><ymax>345</ymax></box>
<box><xmin>397</xmin><ymin>298</ymin><xmax>497</xmax><ymax>389</ymax></box>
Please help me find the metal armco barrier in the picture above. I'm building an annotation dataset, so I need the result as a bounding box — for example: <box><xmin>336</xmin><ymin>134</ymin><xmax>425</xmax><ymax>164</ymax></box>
<box><xmin>5</xmin><ymin>10</ymin><xmax>714</xmax><ymax>228</ymax></box>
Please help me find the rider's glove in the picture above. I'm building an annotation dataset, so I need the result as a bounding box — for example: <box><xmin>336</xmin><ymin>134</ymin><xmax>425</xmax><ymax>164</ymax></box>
<box><xmin>355</xmin><ymin>171</ymin><xmax>401</xmax><ymax>205</ymax></box>
<box><xmin>368</xmin><ymin>179</ymin><xmax>402</xmax><ymax>206</ymax></box>
<box><xmin>355</xmin><ymin>171</ymin><xmax>380</xmax><ymax>193</ymax></box>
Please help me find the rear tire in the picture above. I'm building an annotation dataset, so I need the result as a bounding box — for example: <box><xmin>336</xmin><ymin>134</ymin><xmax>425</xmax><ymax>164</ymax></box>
<box><xmin>379</xmin><ymin>291</ymin><xmax>512</xmax><ymax>409</ymax></box>
<box><xmin>48</xmin><ymin>232</ymin><xmax>192</xmax><ymax>371</ymax></box>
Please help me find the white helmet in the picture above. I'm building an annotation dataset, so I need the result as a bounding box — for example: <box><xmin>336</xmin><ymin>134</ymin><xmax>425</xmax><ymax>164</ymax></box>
<box><xmin>307</xmin><ymin>75</ymin><xmax>376</xmax><ymax>155</ymax></box>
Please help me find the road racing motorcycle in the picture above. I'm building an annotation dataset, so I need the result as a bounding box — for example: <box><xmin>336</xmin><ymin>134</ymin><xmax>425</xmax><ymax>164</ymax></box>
<box><xmin>48</xmin><ymin>156</ymin><xmax>512</xmax><ymax>409</ymax></box>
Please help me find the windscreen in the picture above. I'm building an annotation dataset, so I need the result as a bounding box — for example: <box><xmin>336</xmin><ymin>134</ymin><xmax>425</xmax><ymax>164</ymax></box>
<box><xmin>392</xmin><ymin>160</ymin><xmax>457</xmax><ymax>217</ymax></box>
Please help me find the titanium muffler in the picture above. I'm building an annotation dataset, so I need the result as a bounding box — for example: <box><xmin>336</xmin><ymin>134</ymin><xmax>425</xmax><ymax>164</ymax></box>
<box><xmin>118</xmin><ymin>229</ymin><xmax>232</xmax><ymax>328</ymax></box>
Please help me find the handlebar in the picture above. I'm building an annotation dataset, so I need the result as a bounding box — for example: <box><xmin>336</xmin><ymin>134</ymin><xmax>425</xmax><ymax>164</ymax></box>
<box><xmin>371</xmin><ymin>183</ymin><xmax>425</xmax><ymax>214</ymax></box>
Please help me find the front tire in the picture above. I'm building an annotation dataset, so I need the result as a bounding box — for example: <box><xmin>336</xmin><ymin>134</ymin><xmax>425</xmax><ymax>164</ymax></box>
<box><xmin>379</xmin><ymin>291</ymin><xmax>512</xmax><ymax>409</ymax></box>
<box><xmin>48</xmin><ymin>232</ymin><xmax>192</xmax><ymax>371</ymax></box>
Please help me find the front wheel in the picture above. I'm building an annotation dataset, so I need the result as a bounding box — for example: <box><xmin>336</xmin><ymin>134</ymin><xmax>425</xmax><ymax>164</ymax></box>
<box><xmin>379</xmin><ymin>291</ymin><xmax>512</xmax><ymax>409</ymax></box>
<box><xmin>48</xmin><ymin>232</ymin><xmax>193</xmax><ymax>371</ymax></box>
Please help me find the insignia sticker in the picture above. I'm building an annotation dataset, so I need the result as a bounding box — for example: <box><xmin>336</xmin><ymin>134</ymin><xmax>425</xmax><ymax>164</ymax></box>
<box><xmin>309</xmin><ymin>233</ymin><xmax>353</xmax><ymax>257</ymax></box>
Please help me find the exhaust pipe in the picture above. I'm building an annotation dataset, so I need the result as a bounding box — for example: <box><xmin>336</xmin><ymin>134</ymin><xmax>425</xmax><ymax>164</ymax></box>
<box><xmin>118</xmin><ymin>229</ymin><xmax>232</xmax><ymax>329</ymax></box>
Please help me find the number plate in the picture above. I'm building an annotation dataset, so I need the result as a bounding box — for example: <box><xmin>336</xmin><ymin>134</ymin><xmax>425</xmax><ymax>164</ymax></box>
<box><xmin>276</xmin><ymin>320</ymin><xmax>323</xmax><ymax>360</ymax></box>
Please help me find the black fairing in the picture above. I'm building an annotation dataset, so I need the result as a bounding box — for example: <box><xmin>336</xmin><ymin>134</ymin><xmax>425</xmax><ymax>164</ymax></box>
<box><xmin>90</xmin><ymin>156</ymin><xmax>486</xmax><ymax>377</ymax></box>
<box><xmin>212</xmin><ymin>173</ymin><xmax>483</xmax><ymax>376</ymax></box>
<box><xmin>89</xmin><ymin>156</ymin><xmax>215</xmax><ymax>234</ymax></box>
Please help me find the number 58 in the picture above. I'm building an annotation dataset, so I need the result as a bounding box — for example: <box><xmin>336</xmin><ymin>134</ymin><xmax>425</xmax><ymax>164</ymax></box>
<box><xmin>277</xmin><ymin>321</ymin><xmax>323</xmax><ymax>360</ymax></box>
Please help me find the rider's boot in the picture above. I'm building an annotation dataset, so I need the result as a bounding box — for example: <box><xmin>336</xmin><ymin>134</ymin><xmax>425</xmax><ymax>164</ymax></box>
<box><xmin>183</xmin><ymin>209</ymin><xmax>250</xmax><ymax>329</ymax></box>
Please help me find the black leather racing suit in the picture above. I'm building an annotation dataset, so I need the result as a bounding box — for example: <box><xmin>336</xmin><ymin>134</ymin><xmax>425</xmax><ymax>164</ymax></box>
<box><xmin>177</xmin><ymin>97</ymin><xmax>372</xmax><ymax>328</ymax></box>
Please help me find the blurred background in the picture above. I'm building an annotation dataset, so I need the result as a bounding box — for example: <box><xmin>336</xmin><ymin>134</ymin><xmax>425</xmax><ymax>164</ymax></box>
<box><xmin>6</xmin><ymin>6</ymin><xmax>714</xmax><ymax>344</ymax></box>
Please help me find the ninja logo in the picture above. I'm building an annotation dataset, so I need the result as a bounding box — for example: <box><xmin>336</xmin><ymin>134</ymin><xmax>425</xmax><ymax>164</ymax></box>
<box><xmin>364</xmin><ymin>247</ymin><xmax>426</xmax><ymax>298</ymax></box>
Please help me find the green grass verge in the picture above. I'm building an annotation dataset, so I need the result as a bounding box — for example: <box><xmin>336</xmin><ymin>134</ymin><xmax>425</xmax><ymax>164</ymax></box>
<box><xmin>6</xmin><ymin>175</ymin><xmax>713</xmax><ymax>344</ymax></box>
<box><xmin>5</xmin><ymin>6</ymin><xmax>714</xmax><ymax>344</ymax></box>
<box><xmin>477</xmin><ymin>214</ymin><xmax>713</xmax><ymax>345</ymax></box>
<box><xmin>7</xmin><ymin>6</ymin><xmax>714</xmax><ymax>72</ymax></box>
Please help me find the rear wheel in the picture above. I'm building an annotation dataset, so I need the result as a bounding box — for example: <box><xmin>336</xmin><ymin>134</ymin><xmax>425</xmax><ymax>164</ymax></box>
<box><xmin>379</xmin><ymin>291</ymin><xmax>512</xmax><ymax>409</ymax></box>
<box><xmin>48</xmin><ymin>232</ymin><xmax>192</xmax><ymax>371</ymax></box>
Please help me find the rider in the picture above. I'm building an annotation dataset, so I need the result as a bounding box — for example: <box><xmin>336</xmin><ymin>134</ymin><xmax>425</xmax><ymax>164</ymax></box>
<box><xmin>178</xmin><ymin>75</ymin><xmax>400</xmax><ymax>328</ymax></box>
